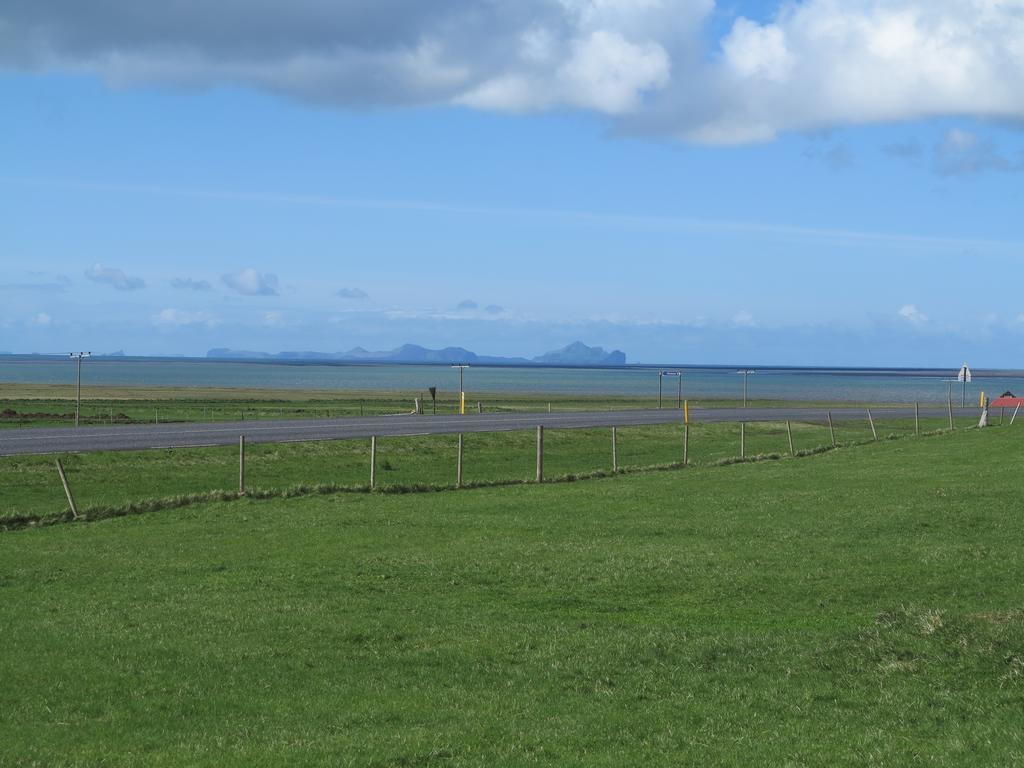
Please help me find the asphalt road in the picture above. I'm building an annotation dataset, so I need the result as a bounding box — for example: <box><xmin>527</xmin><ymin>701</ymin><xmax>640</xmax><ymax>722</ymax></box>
<box><xmin>0</xmin><ymin>406</ymin><xmax>962</xmax><ymax>457</ymax></box>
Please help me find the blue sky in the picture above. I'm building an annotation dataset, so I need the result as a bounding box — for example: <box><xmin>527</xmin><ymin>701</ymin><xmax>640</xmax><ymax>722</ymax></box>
<box><xmin>2</xmin><ymin>1</ymin><xmax>1024</xmax><ymax>366</ymax></box>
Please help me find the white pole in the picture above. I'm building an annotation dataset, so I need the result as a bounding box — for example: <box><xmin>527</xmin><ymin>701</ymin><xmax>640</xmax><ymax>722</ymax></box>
<box><xmin>457</xmin><ymin>433</ymin><xmax>464</xmax><ymax>488</ymax></box>
<box><xmin>76</xmin><ymin>355</ymin><xmax>82</xmax><ymax>427</ymax></box>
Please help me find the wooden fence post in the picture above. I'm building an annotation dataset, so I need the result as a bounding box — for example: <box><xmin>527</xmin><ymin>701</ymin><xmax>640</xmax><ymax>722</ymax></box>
<box><xmin>683</xmin><ymin>423</ymin><xmax>689</xmax><ymax>466</ymax></box>
<box><xmin>1011</xmin><ymin>404</ymin><xmax>1021</xmax><ymax>426</ymax></box>
<box><xmin>477</xmin><ymin>402</ymin><xmax>482</xmax><ymax>414</ymax></box>
<box><xmin>786</xmin><ymin>421</ymin><xmax>794</xmax><ymax>455</ymax></box>
<box><xmin>867</xmin><ymin>409</ymin><xmax>877</xmax><ymax>441</ymax></box>
<box><xmin>456</xmin><ymin>433</ymin><xmax>464</xmax><ymax>488</ymax></box>
<box><xmin>740</xmin><ymin>422</ymin><xmax>745</xmax><ymax>459</ymax></box>
<box><xmin>611</xmin><ymin>427</ymin><xmax>618</xmax><ymax>472</ymax></box>
<box><xmin>55</xmin><ymin>459</ymin><xmax>79</xmax><ymax>520</ymax></box>
<box><xmin>915</xmin><ymin>402</ymin><xmax>920</xmax><ymax>436</ymax></box>
<box><xmin>827</xmin><ymin>411</ymin><xmax>836</xmax><ymax>447</ymax></box>
<box><xmin>948</xmin><ymin>398</ymin><xmax>954</xmax><ymax>430</ymax></box>
<box><xmin>238</xmin><ymin>435</ymin><xmax>245</xmax><ymax>494</ymax></box>
<box><xmin>370</xmin><ymin>436</ymin><xmax>377</xmax><ymax>489</ymax></box>
<box><xmin>536</xmin><ymin>425</ymin><xmax>544</xmax><ymax>483</ymax></box>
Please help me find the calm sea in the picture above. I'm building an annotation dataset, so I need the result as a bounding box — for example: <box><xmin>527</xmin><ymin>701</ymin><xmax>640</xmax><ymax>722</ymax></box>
<box><xmin>2</xmin><ymin>357</ymin><xmax>1022</xmax><ymax>404</ymax></box>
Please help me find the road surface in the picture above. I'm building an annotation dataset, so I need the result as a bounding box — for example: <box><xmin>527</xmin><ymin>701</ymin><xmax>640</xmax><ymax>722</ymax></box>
<box><xmin>0</xmin><ymin>406</ymin><xmax>962</xmax><ymax>457</ymax></box>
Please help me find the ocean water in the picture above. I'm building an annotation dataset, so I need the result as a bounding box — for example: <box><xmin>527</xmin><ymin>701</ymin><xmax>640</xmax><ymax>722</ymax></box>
<box><xmin>1</xmin><ymin>357</ymin><xmax>1022</xmax><ymax>404</ymax></box>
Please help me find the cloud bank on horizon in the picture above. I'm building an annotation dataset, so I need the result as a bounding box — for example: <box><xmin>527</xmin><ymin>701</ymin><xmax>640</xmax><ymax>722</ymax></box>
<box><xmin>5</xmin><ymin>0</ymin><xmax>1024</xmax><ymax>144</ymax></box>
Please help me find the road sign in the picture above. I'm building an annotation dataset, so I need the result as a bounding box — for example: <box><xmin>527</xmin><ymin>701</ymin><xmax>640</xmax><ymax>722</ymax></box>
<box><xmin>657</xmin><ymin>370</ymin><xmax>683</xmax><ymax>409</ymax></box>
<box><xmin>955</xmin><ymin>363</ymin><xmax>972</xmax><ymax>408</ymax></box>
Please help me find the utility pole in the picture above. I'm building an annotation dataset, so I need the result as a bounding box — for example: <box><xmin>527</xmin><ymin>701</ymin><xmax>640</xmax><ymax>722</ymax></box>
<box><xmin>69</xmin><ymin>352</ymin><xmax>91</xmax><ymax>427</ymax></box>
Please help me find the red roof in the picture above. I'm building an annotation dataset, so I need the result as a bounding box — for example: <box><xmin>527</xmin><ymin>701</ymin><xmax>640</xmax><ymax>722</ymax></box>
<box><xmin>991</xmin><ymin>397</ymin><xmax>1024</xmax><ymax>408</ymax></box>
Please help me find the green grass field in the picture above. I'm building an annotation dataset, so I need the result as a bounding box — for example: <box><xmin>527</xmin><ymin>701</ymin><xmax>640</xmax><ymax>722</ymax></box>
<box><xmin>0</xmin><ymin>384</ymin><xmax>663</xmax><ymax>428</ymax></box>
<box><xmin>3</xmin><ymin>423</ymin><xmax>1022</xmax><ymax>765</ymax></box>
<box><xmin>0</xmin><ymin>415</ymin><xmax>980</xmax><ymax>525</ymax></box>
<box><xmin>0</xmin><ymin>382</ymin><xmax>934</xmax><ymax>428</ymax></box>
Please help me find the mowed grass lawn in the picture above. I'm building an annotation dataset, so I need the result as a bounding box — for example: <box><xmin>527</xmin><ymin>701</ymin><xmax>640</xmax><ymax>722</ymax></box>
<box><xmin>2</xmin><ymin>427</ymin><xmax>1023</xmax><ymax>766</ymax></box>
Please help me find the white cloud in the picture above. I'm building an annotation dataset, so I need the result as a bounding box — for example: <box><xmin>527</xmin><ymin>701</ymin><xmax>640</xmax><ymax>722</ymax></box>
<box><xmin>5</xmin><ymin>1</ymin><xmax>1024</xmax><ymax>143</ymax></box>
<box><xmin>263</xmin><ymin>311</ymin><xmax>287</xmax><ymax>327</ymax></box>
<box><xmin>898</xmin><ymin>304</ymin><xmax>928</xmax><ymax>326</ymax></box>
<box><xmin>222</xmin><ymin>269</ymin><xmax>279</xmax><ymax>296</ymax></box>
<box><xmin>683</xmin><ymin>1</ymin><xmax>1024</xmax><ymax>143</ymax></box>
<box><xmin>722</xmin><ymin>18</ymin><xmax>792</xmax><ymax>82</ymax></box>
<box><xmin>336</xmin><ymin>287</ymin><xmax>369</xmax><ymax>299</ymax></box>
<box><xmin>0</xmin><ymin>274</ymin><xmax>71</xmax><ymax>292</ymax></box>
<box><xmin>732</xmin><ymin>310</ymin><xmax>755</xmax><ymax>327</ymax></box>
<box><xmin>29</xmin><ymin>312</ymin><xmax>52</xmax><ymax>327</ymax></box>
<box><xmin>85</xmin><ymin>263</ymin><xmax>145</xmax><ymax>290</ymax></box>
<box><xmin>933</xmin><ymin>128</ymin><xmax>1024</xmax><ymax>176</ymax></box>
<box><xmin>171</xmin><ymin>277</ymin><xmax>212</xmax><ymax>291</ymax></box>
<box><xmin>152</xmin><ymin>308</ymin><xmax>219</xmax><ymax>327</ymax></box>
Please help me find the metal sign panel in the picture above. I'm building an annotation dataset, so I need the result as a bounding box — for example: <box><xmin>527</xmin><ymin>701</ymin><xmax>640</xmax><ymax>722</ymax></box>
<box><xmin>957</xmin><ymin>364</ymin><xmax>972</xmax><ymax>383</ymax></box>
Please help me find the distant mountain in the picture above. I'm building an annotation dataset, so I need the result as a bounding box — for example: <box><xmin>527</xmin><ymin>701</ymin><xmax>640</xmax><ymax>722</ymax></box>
<box><xmin>207</xmin><ymin>341</ymin><xmax>623</xmax><ymax>365</ymax></box>
<box><xmin>387</xmin><ymin>344</ymin><xmax>482</xmax><ymax>363</ymax></box>
<box><xmin>533</xmin><ymin>341</ymin><xmax>626</xmax><ymax>365</ymax></box>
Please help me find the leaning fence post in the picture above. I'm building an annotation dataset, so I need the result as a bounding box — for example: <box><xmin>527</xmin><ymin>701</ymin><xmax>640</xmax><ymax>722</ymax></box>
<box><xmin>786</xmin><ymin>421</ymin><xmax>794</xmax><ymax>455</ymax></box>
<box><xmin>947</xmin><ymin>398</ymin><xmax>954</xmax><ymax>430</ymax></box>
<box><xmin>456</xmin><ymin>433</ymin><xmax>464</xmax><ymax>488</ymax></box>
<box><xmin>740</xmin><ymin>422</ymin><xmax>746</xmax><ymax>459</ymax></box>
<box><xmin>536</xmin><ymin>425</ymin><xmax>544</xmax><ymax>483</ymax></box>
<box><xmin>915</xmin><ymin>402</ymin><xmax>920</xmax><ymax>436</ymax></box>
<box><xmin>611</xmin><ymin>427</ymin><xmax>618</xmax><ymax>472</ymax></box>
<box><xmin>827</xmin><ymin>411</ymin><xmax>836</xmax><ymax>447</ymax></box>
<box><xmin>683</xmin><ymin>423</ymin><xmax>690</xmax><ymax>466</ymax></box>
<box><xmin>370</xmin><ymin>435</ymin><xmax>377</xmax><ymax>489</ymax></box>
<box><xmin>55</xmin><ymin>459</ymin><xmax>79</xmax><ymax>520</ymax></box>
<box><xmin>867</xmin><ymin>408</ymin><xmax>877</xmax><ymax>441</ymax></box>
<box><xmin>238</xmin><ymin>435</ymin><xmax>246</xmax><ymax>494</ymax></box>
<box><xmin>1011</xmin><ymin>404</ymin><xmax>1021</xmax><ymax>426</ymax></box>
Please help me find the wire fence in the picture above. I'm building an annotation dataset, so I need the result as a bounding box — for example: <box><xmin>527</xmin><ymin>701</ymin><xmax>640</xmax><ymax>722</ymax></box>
<box><xmin>0</xmin><ymin>411</ymin><xmax>995</xmax><ymax>528</ymax></box>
